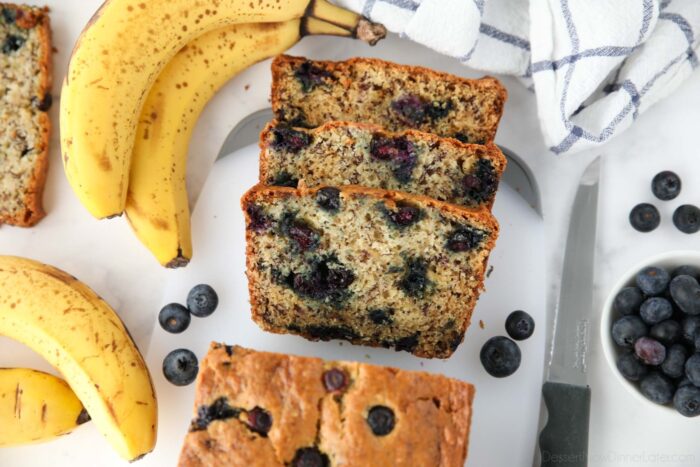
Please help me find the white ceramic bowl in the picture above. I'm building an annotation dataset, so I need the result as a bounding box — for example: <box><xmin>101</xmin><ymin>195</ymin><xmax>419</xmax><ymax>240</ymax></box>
<box><xmin>601</xmin><ymin>250</ymin><xmax>700</xmax><ymax>412</ymax></box>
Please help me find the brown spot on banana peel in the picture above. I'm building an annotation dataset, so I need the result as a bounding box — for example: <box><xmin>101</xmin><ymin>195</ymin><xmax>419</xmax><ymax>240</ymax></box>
<box><xmin>14</xmin><ymin>383</ymin><xmax>22</xmax><ymax>419</ymax></box>
<box><xmin>41</xmin><ymin>402</ymin><xmax>47</xmax><ymax>423</ymax></box>
<box><xmin>76</xmin><ymin>408</ymin><xmax>91</xmax><ymax>425</ymax></box>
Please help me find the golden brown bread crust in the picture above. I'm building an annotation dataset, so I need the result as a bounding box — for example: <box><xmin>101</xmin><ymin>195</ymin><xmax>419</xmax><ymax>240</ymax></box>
<box><xmin>259</xmin><ymin>119</ymin><xmax>507</xmax><ymax>210</ymax></box>
<box><xmin>271</xmin><ymin>55</ymin><xmax>507</xmax><ymax>144</ymax></box>
<box><xmin>241</xmin><ymin>183</ymin><xmax>498</xmax><ymax>358</ymax></box>
<box><xmin>178</xmin><ymin>343</ymin><xmax>475</xmax><ymax>467</ymax></box>
<box><xmin>0</xmin><ymin>3</ymin><xmax>52</xmax><ymax>227</ymax></box>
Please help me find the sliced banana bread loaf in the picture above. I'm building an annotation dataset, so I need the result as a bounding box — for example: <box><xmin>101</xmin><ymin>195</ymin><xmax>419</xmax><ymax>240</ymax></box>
<box><xmin>242</xmin><ymin>184</ymin><xmax>498</xmax><ymax>358</ymax></box>
<box><xmin>179</xmin><ymin>343</ymin><xmax>475</xmax><ymax>467</ymax></box>
<box><xmin>260</xmin><ymin>120</ymin><xmax>507</xmax><ymax>209</ymax></box>
<box><xmin>0</xmin><ymin>4</ymin><xmax>52</xmax><ymax>226</ymax></box>
<box><xmin>271</xmin><ymin>55</ymin><xmax>507</xmax><ymax>145</ymax></box>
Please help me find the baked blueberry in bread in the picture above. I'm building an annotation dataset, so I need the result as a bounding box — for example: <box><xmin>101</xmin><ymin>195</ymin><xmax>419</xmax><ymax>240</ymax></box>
<box><xmin>241</xmin><ymin>183</ymin><xmax>498</xmax><ymax>358</ymax></box>
<box><xmin>0</xmin><ymin>3</ymin><xmax>52</xmax><ymax>226</ymax></box>
<box><xmin>271</xmin><ymin>55</ymin><xmax>507</xmax><ymax>145</ymax></box>
<box><xmin>178</xmin><ymin>343</ymin><xmax>475</xmax><ymax>466</ymax></box>
<box><xmin>260</xmin><ymin>120</ymin><xmax>507</xmax><ymax>209</ymax></box>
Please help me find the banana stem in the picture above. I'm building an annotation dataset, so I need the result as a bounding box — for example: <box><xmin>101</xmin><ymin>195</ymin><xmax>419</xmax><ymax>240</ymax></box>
<box><xmin>307</xmin><ymin>0</ymin><xmax>387</xmax><ymax>45</ymax></box>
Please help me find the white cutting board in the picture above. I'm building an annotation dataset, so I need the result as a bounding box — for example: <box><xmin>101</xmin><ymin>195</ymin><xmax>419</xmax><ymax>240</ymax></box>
<box><xmin>144</xmin><ymin>143</ymin><xmax>546</xmax><ymax>466</ymax></box>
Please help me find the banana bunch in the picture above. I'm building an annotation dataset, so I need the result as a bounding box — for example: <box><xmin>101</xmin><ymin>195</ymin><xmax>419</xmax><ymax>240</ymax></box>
<box><xmin>61</xmin><ymin>0</ymin><xmax>386</xmax><ymax>267</ymax></box>
<box><xmin>0</xmin><ymin>256</ymin><xmax>157</xmax><ymax>460</ymax></box>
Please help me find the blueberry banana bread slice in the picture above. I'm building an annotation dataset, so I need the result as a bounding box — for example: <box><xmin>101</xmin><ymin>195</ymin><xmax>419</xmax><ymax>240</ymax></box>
<box><xmin>271</xmin><ymin>55</ymin><xmax>507</xmax><ymax>145</ymax></box>
<box><xmin>0</xmin><ymin>4</ymin><xmax>52</xmax><ymax>226</ymax></box>
<box><xmin>178</xmin><ymin>343</ymin><xmax>475</xmax><ymax>467</ymax></box>
<box><xmin>242</xmin><ymin>184</ymin><xmax>498</xmax><ymax>358</ymax></box>
<box><xmin>260</xmin><ymin>120</ymin><xmax>507</xmax><ymax>209</ymax></box>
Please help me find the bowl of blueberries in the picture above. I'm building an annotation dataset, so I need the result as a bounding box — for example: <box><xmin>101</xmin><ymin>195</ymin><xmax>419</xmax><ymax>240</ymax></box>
<box><xmin>601</xmin><ymin>251</ymin><xmax>700</xmax><ymax>417</ymax></box>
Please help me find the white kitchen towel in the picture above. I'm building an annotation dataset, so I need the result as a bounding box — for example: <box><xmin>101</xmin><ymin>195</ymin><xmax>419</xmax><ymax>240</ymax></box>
<box><xmin>335</xmin><ymin>0</ymin><xmax>700</xmax><ymax>155</ymax></box>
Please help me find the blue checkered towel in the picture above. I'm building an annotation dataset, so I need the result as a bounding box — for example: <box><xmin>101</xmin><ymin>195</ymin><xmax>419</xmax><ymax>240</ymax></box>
<box><xmin>336</xmin><ymin>0</ymin><xmax>699</xmax><ymax>154</ymax></box>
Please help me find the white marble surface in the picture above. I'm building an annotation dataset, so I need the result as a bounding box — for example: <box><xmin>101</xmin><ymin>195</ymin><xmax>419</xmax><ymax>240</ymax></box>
<box><xmin>2</xmin><ymin>0</ymin><xmax>700</xmax><ymax>465</ymax></box>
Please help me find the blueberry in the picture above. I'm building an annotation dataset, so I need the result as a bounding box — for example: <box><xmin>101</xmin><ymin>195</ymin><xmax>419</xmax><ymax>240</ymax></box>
<box><xmin>290</xmin><ymin>447</ymin><xmax>329</xmax><ymax>467</ymax></box>
<box><xmin>2</xmin><ymin>7</ymin><xmax>16</xmax><ymax>23</ymax></box>
<box><xmin>674</xmin><ymin>385</ymin><xmax>700</xmax><ymax>417</ymax></box>
<box><xmin>639</xmin><ymin>372</ymin><xmax>675</xmax><ymax>404</ymax></box>
<box><xmin>270</xmin><ymin>171</ymin><xmax>299</xmax><ymax>188</ymax></box>
<box><xmin>611</xmin><ymin>316</ymin><xmax>648</xmax><ymax>348</ymax></box>
<box><xmin>280</xmin><ymin>214</ymin><xmax>321</xmax><ymax>252</ymax></box>
<box><xmin>246</xmin><ymin>204</ymin><xmax>272</xmax><ymax>232</ymax></box>
<box><xmin>187</xmin><ymin>284</ymin><xmax>219</xmax><ymax>318</ymax></box>
<box><xmin>425</xmin><ymin>100</ymin><xmax>452</xmax><ymax>120</ymax></box>
<box><xmin>381</xmin><ymin>203</ymin><xmax>422</xmax><ymax>228</ymax></box>
<box><xmin>616</xmin><ymin>352</ymin><xmax>648</xmax><ymax>381</ymax></box>
<box><xmin>685</xmin><ymin>353</ymin><xmax>700</xmax><ymax>386</ymax></box>
<box><xmin>670</xmin><ymin>275</ymin><xmax>700</xmax><ymax>315</ymax></box>
<box><xmin>368</xmin><ymin>308</ymin><xmax>394</xmax><ymax>325</ymax></box>
<box><xmin>32</xmin><ymin>94</ymin><xmax>52</xmax><ymax>112</ymax></box>
<box><xmin>639</xmin><ymin>297</ymin><xmax>673</xmax><ymax>325</ymax></box>
<box><xmin>634</xmin><ymin>337</ymin><xmax>666</xmax><ymax>366</ymax></box>
<box><xmin>635</xmin><ymin>266</ymin><xmax>670</xmax><ymax>296</ymax></box>
<box><xmin>480</xmin><ymin>336</ymin><xmax>521</xmax><ymax>378</ymax></box>
<box><xmin>673</xmin><ymin>265</ymin><xmax>700</xmax><ymax>280</ymax></box>
<box><xmin>2</xmin><ymin>34</ymin><xmax>24</xmax><ymax>54</ymax></box>
<box><xmin>651</xmin><ymin>171</ymin><xmax>681</xmax><ymax>201</ymax></box>
<box><xmin>191</xmin><ymin>397</ymin><xmax>239</xmax><ymax>431</ymax></box>
<box><xmin>294</xmin><ymin>61</ymin><xmax>331</xmax><ymax>92</ymax></box>
<box><xmin>281</xmin><ymin>256</ymin><xmax>355</xmax><ymax>306</ymax></box>
<box><xmin>679</xmin><ymin>377</ymin><xmax>694</xmax><ymax>388</ymax></box>
<box><xmin>246</xmin><ymin>407</ymin><xmax>272</xmax><ymax>436</ymax></box>
<box><xmin>650</xmin><ymin>320</ymin><xmax>682</xmax><ymax>345</ymax></box>
<box><xmin>163</xmin><ymin>349</ymin><xmax>199</xmax><ymax>386</ymax></box>
<box><xmin>661</xmin><ymin>344</ymin><xmax>688</xmax><ymax>379</ymax></box>
<box><xmin>366</xmin><ymin>405</ymin><xmax>395</xmax><ymax>436</ymax></box>
<box><xmin>613</xmin><ymin>287</ymin><xmax>644</xmax><ymax>316</ymax></box>
<box><xmin>394</xmin><ymin>333</ymin><xmax>420</xmax><ymax>353</ymax></box>
<box><xmin>463</xmin><ymin>159</ymin><xmax>499</xmax><ymax>204</ymax></box>
<box><xmin>398</xmin><ymin>257</ymin><xmax>431</xmax><ymax>298</ymax></box>
<box><xmin>673</xmin><ymin>205</ymin><xmax>700</xmax><ymax>234</ymax></box>
<box><xmin>322</xmin><ymin>368</ymin><xmax>348</xmax><ymax>392</ymax></box>
<box><xmin>629</xmin><ymin>204</ymin><xmax>660</xmax><ymax>232</ymax></box>
<box><xmin>445</xmin><ymin>227</ymin><xmax>486</xmax><ymax>252</ymax></box>
<box><xmin>369</xmin><ymin>135</ymin><xmax>417</xmax><ymax>183</ymax></box>
<box><xmin>158</xmin><ymin>303</ymin><xmax>191</xmax><ymax>334</ymax></box>
<box><xmin>391</xmin><ymin>94</ymin><xmax>428</xmax><ymax>125</ymax></box>
<box><xmin>505</xmin><ymin>310</ymin><xmax>535</xmax><ymax>341</ymax></box>
<box><xmin>316</xmin><ymin>187</ymin><xmax>341</xmax><ymax>212</ymax></box>
<box><xmin>683</xmin><ymin>316</ymin><xmax>700</xmax><ymax>343</ymax></box>
<box><xmin>271</xmin><ymin>126</ymin><xmax>312</xmax><ymax>153</ymax></box>
<box><xmin>695</xmin><ymin>335</ymin><xmax>700</xmax><ymax>352</ymax></box>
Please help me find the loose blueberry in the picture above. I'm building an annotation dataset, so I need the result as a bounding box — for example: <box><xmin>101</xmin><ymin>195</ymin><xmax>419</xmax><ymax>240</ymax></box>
<box><xmin>163</xmin><ymin>349</ymin><xmax>199</xmax><ymax>386</ymax></box>
<box><xmin>695</xmin><ymin>335</ymin><xmax>700</xmax><ymax>352</ymax></box>
<box><xmin>290</xmin><ymin>447</ymin><xmax>329</xmax><ymax>467</ymax></box>
<box><xmin>316</xmin><ymin>187</ymin><xmax>341</xmax><ymax>212</ymax></box>
<box><xmin>629</xmin><ymin>203</ymin><xmax>660</xmax><ymax>232</ymax></box>
<box><xmin>679</xmin><ymin>377</ymin><xmax>694</xmax><ymax>389</ymax></box>
<box><xmin>613</xmin><ymin>287</ymin><xmax>644</xmax><ymax>316</ymax></box>
<box><xmin>463</xmin><ymin>159</ymin><xmax>499</xmax><ymax>204</ymax></box>
<box><xmin>634</xmin><ymin>337</ymin><xmax>666</xmax><ymax>366</ymax></box>
<box><xmin>445</xmin><ymin>226</ymin><xmax>485</xmax><ymax>252</ymax></box>
<box><xmin>323</xmin><ymin>368</ymin><xmax>348</xmax><ymax>392</ymax></box>
<box><xmin>382</xmin><ymin>203</ymin><xmax>422</xmax><ymax>228</ymax></box>
<box><xmin>673</xmin><ymin>265</ymin><xmax>700</xmax><ymax>280</ymax></box>
<box><xmin>686</xmin><ymin>353</ymin><xmax>700</xmax><ymax>386</ymax></box>
<box><xmin>158</xmin><ymin>303</ymin><xmax>191</xmax><ymax>334</ymax></box>
<box><xmin>398</xmin><ymin>257</ymin><xmax>431</xmax><ymax>298</ymax></box>
<box><xmin>480</xmin><ymin>336</ymin><xmax>521</xmax><ymax>378</ymax></box>
<box><xmin>246</xmin><ymin>407</ymin><xmax>272</xmax><ymax>436</ymax></box>
<box><xmin>674</xmin><ymin>385</ymin><xmax>700</xmax><ymax>417</ymax></box>
<box><xmin>683</xmin><ymin>317</ymin><xmax>700</xmax><ymax>343</ymax></box>
<box><xmin>670</xmin><ymin>275</ymin><xmax>700</xmax><ymax>315</ymax></box>
<box><xmin>187</xmin><ymin>284</ymin><xmax>219</xmax><ymax>318</ymax></box>
<box><xmin>651</xmin><ymin>171</ymin><xmax>681</xmax><ymax>201</ymax></box>
<box><xmin>366</xmin><ymin>405</ymin><xmax>395</xmax><ymax>436</ymax></box>
<box><xmin>616</xmin><ymin>352</ymin><xmax>648</xmax><ymax>381</ymax></box>
<box><xmin>505</xmin><ymin>310</ymin><xmax>535</xmax><ymax>341</ymax></box>
<box><xmin>673</xmin><ymin>205</ymin><xmax>700</xmax><ymax>234</ymax></box>
<box><xmin>191</xmin><ymin>397</ymin><xmax>239</xmax><ymax>431</ymax></box>
<box><xmin>639</xmin><ymin>372</ymin><xmax>675</xmax><ymax>405</ymax></box>
<box><xmin>2</xmin><ymin>34</ymin><xmax>24</xmax><ymax>54</ymax></box>
<box><xmin>650</xmin><ymin>320</ymin><xmax>682</xmax><ymax>345</ymax></box>
<box><xmin>611</xmin><ymin>316</ymin><xmax>648</xmax><ymax>348</ymax></box>
<box><xmin>661</xmin><ymin>344</ymin><xmax>688</xmax><ymax>379</ymax></box>
<box><xmin>636</xmin><ymin>266</ymin><xmax>670</xmax><ymax>296</ymax></box>
<box><xmin>271</xmin><ymin>126</ymin><xmax>312</xmax><ymax>153</ymax></box>
<box><xmin>640</xmin><ymin>297</ymin><xmax>673</xmax><ymax>325</ymax></box>
<box><xmin>369</xmin><ymin>135</ymin><xmax>417</xmax><ymax>183</ymax></box>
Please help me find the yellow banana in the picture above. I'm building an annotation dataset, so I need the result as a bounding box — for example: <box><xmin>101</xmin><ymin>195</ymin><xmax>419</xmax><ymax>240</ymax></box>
<box><xmin>0</xmin><ymin>256</ymin><xmax>157</xmax><ymax>461</ymax></box>
<box><xmin>0</xmin><ymin>368</ymin><xmax>89</xmax><ymax>446</ymax></box>
<box><xmin>126</xmin><ymin>18</ymin><xmax>355</xmax><ymax>268</ymax></box>
<box><xmin>61</xmin><ymin>0</ymin><xmax>385</xmax><ymax>219</ymax></box>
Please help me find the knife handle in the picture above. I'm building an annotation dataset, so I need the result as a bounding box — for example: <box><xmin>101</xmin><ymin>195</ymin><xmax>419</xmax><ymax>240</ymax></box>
<box><xmin>539</xmin><ymin>382</ymin><xmax>591</xmax><ymax>467</ymax></box>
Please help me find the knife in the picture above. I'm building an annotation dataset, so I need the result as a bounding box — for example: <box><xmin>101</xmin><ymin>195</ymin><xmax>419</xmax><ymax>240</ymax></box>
<box><xmin>538</xmin><ymin>157</ymin><xmax>600</xmax><ymax>467</ymax></box>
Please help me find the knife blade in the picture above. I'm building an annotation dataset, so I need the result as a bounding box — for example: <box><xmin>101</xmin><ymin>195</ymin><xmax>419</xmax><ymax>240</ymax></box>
<box><xmin>538</xmin><ymin>157</ymin><xmax>600</xmax><ymax>467</ymax></box>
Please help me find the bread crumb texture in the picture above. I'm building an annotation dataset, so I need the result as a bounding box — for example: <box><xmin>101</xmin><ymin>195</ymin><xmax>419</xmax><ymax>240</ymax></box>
<box><xmin>178</xmin><ymin>344</ymin><xmax>475</xmax><ymax>467</ymax></box>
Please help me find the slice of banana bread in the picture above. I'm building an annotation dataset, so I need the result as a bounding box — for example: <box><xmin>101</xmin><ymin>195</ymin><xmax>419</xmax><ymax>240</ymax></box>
<box><xmin>271</xmin><ymin>55</ymin><xmax>507</xmax><ymax>145</ymax></box>
<box><xmin>179</xmin><ymin>343</ymin><xmax>475</xmax><ymax>467</ymax></box>
<box><xmin>0</xmin><ymin>4</ymin><xmax>52</xmax><ymax>226</ymax></box>
<box><xmin>260</xmin><ymin>120</ymin><xmax>507</xmax><ymax>209</ymax></box>
<box><xmin>242</xmin><ymin>184</ymin><xmax>498</xmax><ymax>358</ymax></box>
